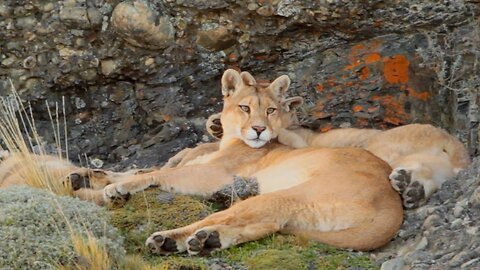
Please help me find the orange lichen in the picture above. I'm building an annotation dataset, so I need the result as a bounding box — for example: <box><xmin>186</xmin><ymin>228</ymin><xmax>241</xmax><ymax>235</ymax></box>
<box><xmin>371</xmin><ymin>95</ymin><xmax>410</xmax><ymax>125</ymax></box>
<box><xmin>315</xmin><ymin>84</ymin><xmax>324</xmax><ymax>92</ymax></box>
<box><xmin>352</xmin><ymin>105</ymin><xmax>363</xmax><ymax>112</ymax></box>
<box><xmin>162</xmin><ymin>114</ymin><xmax>171</xmax><ymax>121</ymax></box>
<box><xmin>364</xmin><ymin>53</ymin><xmax>381</xmax><ymax>64</ymax></box>
<box><xmin>351</xmin><ymin>44</ymin><xmax>367</xmax><ymax>56</ymax></box>
<box><xmin>383</xmin><ymin>55</ymin><xmax>409</xmax><ymax>84</ymax></box>
<box><xmin>367</xmin><ymin>106</ymin><xmax>379</xmax><ymax>113</ymax></box>
<box><xmin>406</xmin><ymin>87</ymin><xmax>430</xmax><ymax>101</ymax></box>
<box><xmin>359</xmin><ymin>66</ymin><xmax>369</xmax><ymax>80</ymax></box>
<box><xmin>327</xmin><ymin>78</ymin><xmax>336</xmax><ymax>86</ymax></box>
<box><xmin>345</xmin><ymin>60</ymin><xmax>362</xmax><ymax>71</ymax></box>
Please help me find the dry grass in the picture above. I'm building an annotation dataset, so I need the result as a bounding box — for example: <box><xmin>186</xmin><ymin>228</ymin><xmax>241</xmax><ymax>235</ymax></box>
<box><xmin>0</xmin><ymin>81</ymin><xmax>118</xmax><ymax>270</ymax></box>
<box><xmin>0</xmin><ymin>79</ymin><xmax>72</xmax><ymax>195</ymax></box>
<box><xmin>57</xmin><ymin>231</ymin><xmax>112</xmax><ymax>270</ymax></box>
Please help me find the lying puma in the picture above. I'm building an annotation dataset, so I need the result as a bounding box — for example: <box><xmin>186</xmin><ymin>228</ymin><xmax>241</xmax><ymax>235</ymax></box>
<box><xmin>0</xmin><ymin>151</ymin><xmax>145</xmax><ymax>205</ymax></box>
<box><xmin>201</xmin><ymin>109</ymin><xmax>470</xmax><ymax>209</ymax></box>
<box><xmin>101</xmin><ymin>69</ymin><xmax>403</xmax><ymax>253</ymax></box>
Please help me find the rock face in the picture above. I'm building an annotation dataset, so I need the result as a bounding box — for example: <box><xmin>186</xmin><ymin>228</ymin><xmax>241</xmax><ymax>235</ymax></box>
<box><xmin>0</xmin><ymin>1</ymin><xmax>479</xmax><ymax>267</ymax></box>
<box><xmin>1</xmin><ymin>0</ymin><xmax>479</xmax><ymax>168</ymax></box>
<box><xmin>375</xmin><ymin>158</ymin><xmax>480</xmax><ymax>269</ymax></box>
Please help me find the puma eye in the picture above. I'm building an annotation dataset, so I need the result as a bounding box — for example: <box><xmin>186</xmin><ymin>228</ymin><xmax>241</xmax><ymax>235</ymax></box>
<box><xmin>239</xmin><ymin>105</ymin><xmax>250</xmax><ymax>113</ymax></box>
<box><xmin>266</xmin><ymin>108</ymin><xmax>277</xmax><ymax>115</ymax></box>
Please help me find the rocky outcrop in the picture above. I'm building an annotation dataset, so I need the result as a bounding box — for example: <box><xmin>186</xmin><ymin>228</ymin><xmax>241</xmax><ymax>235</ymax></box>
<box><xmin>375</xmin><ymin>158</ymin><xmax>480</xmax><ymax>270</ymax></box>
<box><xmin>1</xmin><ymin>0</ymin><xmax>479</xmax><ymax>168</ymax></box>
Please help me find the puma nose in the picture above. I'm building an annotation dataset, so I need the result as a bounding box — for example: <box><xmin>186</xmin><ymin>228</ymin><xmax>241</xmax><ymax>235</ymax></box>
<box><xmin>252</xmin><ymin>126</ymin><xmax>266</xmax><ymax>136</ymax></box>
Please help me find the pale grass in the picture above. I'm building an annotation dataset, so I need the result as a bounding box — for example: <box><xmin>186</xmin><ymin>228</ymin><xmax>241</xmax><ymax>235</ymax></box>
<box><xmin>0</xmin><ymin>80</ymin><xmax>71</xmax><ymax>195</ymax></box>
<box><xmin>0</xmin><ymin>81</ymin><xmax>116</xmax><ymax>270</ymax></box>
<box><xmin>55</xmin><ymin>233</ymin><xmax>111</xmax><ymax>270</ymax></box>
<box><xmin>59</xmin><ymin>231</ymin><xmax>111</xmax><ymax>270</ymax></box>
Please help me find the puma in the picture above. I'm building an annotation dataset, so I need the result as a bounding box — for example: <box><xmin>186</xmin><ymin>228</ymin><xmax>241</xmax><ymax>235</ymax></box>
<box><xmin>0</xmin><ymin>151</ymin><xmax>148</xmax><ymax>205</ymax></box>
<box><xmin>202</xmin><ymin>112</ymin><xmax>470</xmax><ymax>209</ymax></box>
<box><xmin>101</xmin><ymin>69</ymin><xmax>403</xmax><ymax>254</ymax></box>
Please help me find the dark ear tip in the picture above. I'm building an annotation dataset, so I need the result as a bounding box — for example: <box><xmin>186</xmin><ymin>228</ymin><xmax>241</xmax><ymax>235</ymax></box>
<box><xmin>69</xmin><ymin>173</ymin><xmax>81</xmax><ymax>181</ymax></box>
<box><xmin>92</xmin><ymin>169</ymin><xmax>107</xmax><ymax>176</ymax></box>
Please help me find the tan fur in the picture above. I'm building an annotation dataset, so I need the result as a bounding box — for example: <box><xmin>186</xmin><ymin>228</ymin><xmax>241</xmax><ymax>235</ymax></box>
<box><xmin>0</xmin><ymin>152</ymin><xmax>144</xmax><ymax>205</ymax></box>
<box><xmin>277</xmin><ymin>123</ymin><xmax>470</xmax><ymax>207</ymax></box>
<box><xmin>103</xmin><ymin>70</ymin><xmax>403</xmax><ymax>253</ymax></box>
<box><xmin>204</xmin><ymin>98</ymin><xmax>469</xmax><ymax>208</ymax></box>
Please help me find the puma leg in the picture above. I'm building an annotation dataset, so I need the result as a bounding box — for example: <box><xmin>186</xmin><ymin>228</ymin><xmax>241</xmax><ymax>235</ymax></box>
<box><xmin>102</xmin><ymin>164</ymin><xmax>233</xmax><ymax>204</ymax></box>
<box><xmin>146</xmin><ymin>194</ymin><xmax>286</xmax><ymax>255</ymax></box>
<box><xmin>390</xmin><ymin>153</ymin><xmax>456</xmax><ymax>209</ymax></box>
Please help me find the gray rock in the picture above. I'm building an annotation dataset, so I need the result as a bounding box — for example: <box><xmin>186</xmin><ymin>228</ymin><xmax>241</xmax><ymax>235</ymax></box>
<box><xmin>111</xmin><ymin>1</ymin><xmax>175</xmax><ymax>49</ymax></box>
<box><xmin>59</xmin><ymin>7</ymin><xmax>91</xmax><ymax>29</ymax></box>
<box><xmin>380</xmin><ymin>258</ymin><xmax>405</xmax><ymax>270</ymax></box>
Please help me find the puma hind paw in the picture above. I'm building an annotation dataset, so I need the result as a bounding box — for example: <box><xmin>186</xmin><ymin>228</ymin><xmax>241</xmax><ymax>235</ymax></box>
<box><xmin>389</xmin><ymin>168</ymin><xmax>411</xmax><ymax>193</ymax></box>
<box><xmin>403</xmin><ymin>181</ymin><xmax>426</xmax><ymax>209</ymax></box>
<box><xmin>389</xmin><ymin>168</ymin><xmax>426</xmax><ymax>209</ymax></box>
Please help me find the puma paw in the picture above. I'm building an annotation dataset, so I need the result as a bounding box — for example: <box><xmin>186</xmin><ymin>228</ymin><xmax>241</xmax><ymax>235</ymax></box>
<box><xmin>402</xmin><ymin>181</ymin><xmax>426</xmax><ymax>209</ymax></box>
<box><xmin>186</xmin><ymin>229</ymin><xmax>222</xmax><ymax>255</ymax></box>
<box><xmin>66</xmin><ymin>172</ymin><xmax>91</xmax><ymax>191</ymax></box>
<box><xmin>146</xmin><ymin>232</ymin><xmax>183</xmax><ymax>255</ymax></box>
<box><xmin>206</xmin><ymin>113</ymin><xmax>223</xmax><ymax>140</ymax></box>
<box><xmin>103</xmin><ymin>183</ymin><xmax>130</xmax><ymax>205</ymax></box>
<box><xmin>389</xmin><ymin>168</ymin><xmax>412</xmax><ymax>193</ymax></box>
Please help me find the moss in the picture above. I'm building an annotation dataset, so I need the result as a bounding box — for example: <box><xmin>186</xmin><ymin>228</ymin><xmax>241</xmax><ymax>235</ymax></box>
<box><xmin>155</xmin><ymin>257</ymin><xmax>207</xmax><ymax>270</ymax></box>
<box><xmin>219</xmin><ymin>235</ymin><xmax>378</xmax><ymax>270</ymax></box>
<box><xmin>246</xmin><ymin>249</ymin><xmax>306</xmax><ymax>270</ymax></box>
<box><xmin>120</xmin><ymin>254</ymin><xmax>206</xmax><ymax>270</ymax></box>
<box><xmin>109</xmin><ymin>190</ymin><xmax>377</xmax><ymax>269</ymax></box>
<box><xmin>109</xmin><ymin>188</ymin><xmax>210</xmax><ymax>268</ymax></box>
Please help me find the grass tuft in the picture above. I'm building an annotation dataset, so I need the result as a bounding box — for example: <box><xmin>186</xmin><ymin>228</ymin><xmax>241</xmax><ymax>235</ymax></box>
<box><xmin>0</xmin><ymin>79</ymin><xmax>72</xmax><ymax>195</ymax></box>
<box><xmin>0</xmin><ymin>81</ymin><xmax>122</xmax><ymax>270</ymax></box>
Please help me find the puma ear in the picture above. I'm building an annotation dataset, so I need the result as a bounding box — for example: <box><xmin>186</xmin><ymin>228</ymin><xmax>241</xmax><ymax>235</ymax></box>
<box><xmin>240</xmin><ymin>71</ymin><xmax>256</xmax><ymax>86</ymax></box>
<box><xmin>282</xmin><ymin>96</ymin><xmax>303</xmax><ymax>112</ymax></box>
<box><xmin>91</xmin><ymin>169</ymin><xmax>107</xmax><ymax>177</ymax></box>
<box><xmin>221</xmin><ymin>69</ymin><xmax>242</xmax><ymax>97</ymax></box>
<box><xmin>269</xmin><ymin>75</ymin><xmax>291</xmax><ymax>99</ymax></box>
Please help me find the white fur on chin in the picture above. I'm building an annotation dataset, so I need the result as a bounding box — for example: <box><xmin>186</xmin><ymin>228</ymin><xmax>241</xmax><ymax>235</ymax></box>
<box><xmin>244</xmin><ymin>139</ymin><xmax>267</xmax><ymax>148</ymax></box>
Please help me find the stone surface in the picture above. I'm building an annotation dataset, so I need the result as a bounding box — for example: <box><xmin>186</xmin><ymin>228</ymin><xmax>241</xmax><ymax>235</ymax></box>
<box><xmin>1</xmin><ymin>0</ymin><xmax>479</xmax><ymax>170</ymax></box>
<box><xmin>111</xmin><ymin>1</ymin><xmax>175</xmax><ymax>49</ymax></box>
<box><xmin>374</xmin><ymin>158</ymin><xmax>480</xmax><ymax>269</ymax></box>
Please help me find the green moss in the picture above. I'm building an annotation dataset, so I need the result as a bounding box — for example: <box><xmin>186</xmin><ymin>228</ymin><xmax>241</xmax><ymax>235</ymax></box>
<box><xmin>109</xmin><ymin>188</ymin><xmax>210</xmax><ymax>268</ymax></box>
<box><xmin>246</xmin><ymin>249</ymin><xmax>306</xmax><ymax>270</ymax></box>
<box><xmin>155</xmin><ymin>257</ymin><xmax>207</xmax><ymax>270</ymax></box>
<box><xmin>109</xmin><ymin>190</ymin><xmax>378</xmax><ymax>269</ymax></box>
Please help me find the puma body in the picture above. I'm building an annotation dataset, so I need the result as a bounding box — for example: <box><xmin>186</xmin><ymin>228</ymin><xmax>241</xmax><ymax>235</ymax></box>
<box><xmin>0</xmin><ymin>151</ymin><xmax>144</xmax><ymax>205</ymax></box>
<box><xmin>201</xmin><ymin>105</ymin><xmax>469</xmax><ymax>208</ymax></box>
<box><xmin>277</xmin><ymin>124</ymin><xmax>470</xmax><ymax>208</ymax></box>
